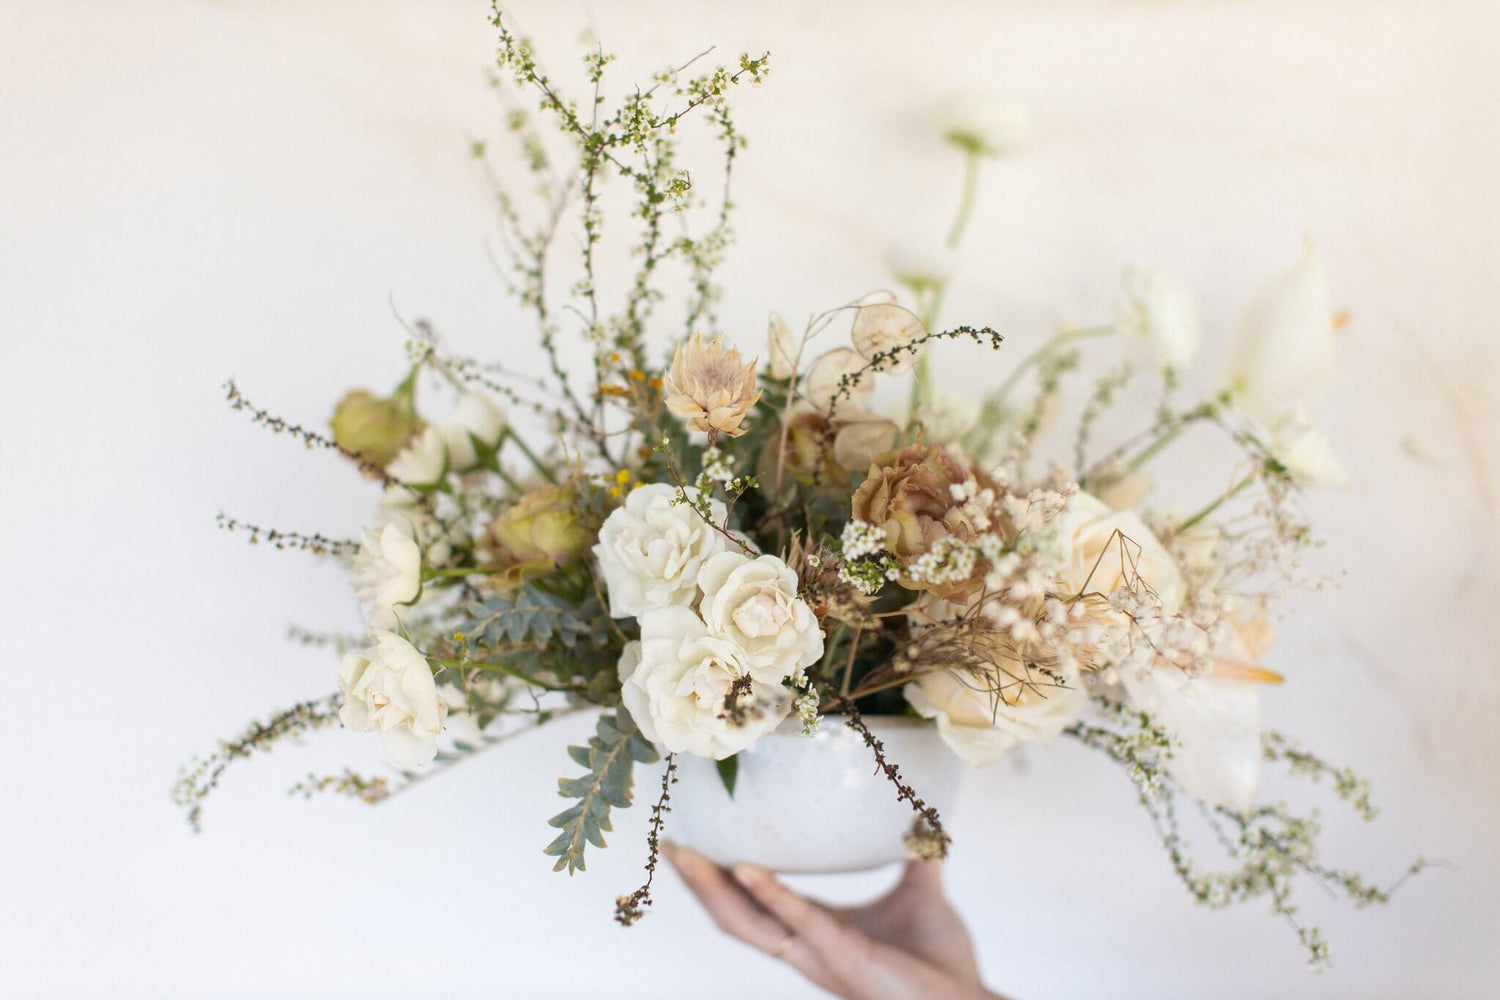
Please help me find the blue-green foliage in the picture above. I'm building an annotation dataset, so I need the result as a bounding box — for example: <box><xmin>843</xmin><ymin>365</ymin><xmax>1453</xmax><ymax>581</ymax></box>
<box><xmin>545</xmin><ymin>709</ymin><xmax>659</xmax><ymax>874</ymax></box>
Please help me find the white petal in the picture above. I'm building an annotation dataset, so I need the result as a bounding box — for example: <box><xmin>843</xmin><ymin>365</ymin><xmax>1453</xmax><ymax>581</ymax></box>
<box><xmin>1225</xmin><ymin>244</ymin><xmax>1335</xmax><ymax>426</ymax></box>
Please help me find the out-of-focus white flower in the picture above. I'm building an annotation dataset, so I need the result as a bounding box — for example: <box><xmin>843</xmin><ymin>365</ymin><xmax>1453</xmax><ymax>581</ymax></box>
<box><xmin>442</xmin><ymin>392</ymin><xmax>506</xmax><ymax>472</ymax></box>
<box><xmin>1225</xmin><ymin>243</ymin><xmax>1336</xmax><ymax>426</ymax></box>
<box><xmin>885</xmin><ymin>237</ymin><xmax>958</xmax><ymax>292</ymax></box>
<box><xmin>1115</xmin><ymin>266</ymin><xmax>1201</xmax><ymax>374</ymax></box>
<box><xmin>1122</xmin><ymin>664</ymin><xmax>1262</xmax><ymax>814</ymax></box>
<box><xmin>767</xmin><ymin>313</ymin><xmax>799</xmax><ymax>380</ymax></box>
<box><xmin>1096</xmin><ymin>469</ymin><xmax>1153</xmax><ymax>512</ymax></box>
<box><xmin>696</xmin><ymin>552</ymin><xmax>823</xmax><ymax>683</ymax></box>
<box><xmin>627</xmin><ymin>606</ymin><xmax>790</xmax><ymax>759</ymax></box>
<box><xmin>935</xmin><ymin>91</ymin><xmax>1030</xmax><ymax>157</ymax></box>
<box><xmin>1055</xmin><ymin>491</ymin><xmax>1185</xmax><ymax>610</ymax></box>
<box><xmin>914</xmin><ymin>392</ymin><xmax>979</xmax><ymax>445</ymax></box>
<box><xmin>1267</xmin><ymin>411</ymin><xmax>1346</xmax><ymax>488</ymax></box>
<box><xmin>387</xmin><ymin>425</ymin><xmax>448</xmax><ymax>489</ymax></box>
<box><xmin>850</xmin><ymin>302</ymin><xmax>928</xmax><ymax>375</ymax></box>
<box><xmin>905</xmin><ymin>661</ymin><xmax>1089</xmax><ymax>766</ymax></box>
<box><xmin>803</xmin><ymin>347</ymin><xmax>873</xmax><ymax>413</ymax></box>
<box><xmin>338</xmin><ymin>630</ymin><xmax>447</xmax><ymax>766</ymax></box>
<box><xmin>663</xmin><ymin>333</ymin><xmax>762</xmax><ymax>438</ymax></box>
<box><xmin>593</xmin><ymin>483</ymin><xmax>731</xmax><ymax>618</ymax></box>
<box><xmin>352</xmin><ymin>521</ymin><xmax>422</xmax><ymax>612</ymax></box>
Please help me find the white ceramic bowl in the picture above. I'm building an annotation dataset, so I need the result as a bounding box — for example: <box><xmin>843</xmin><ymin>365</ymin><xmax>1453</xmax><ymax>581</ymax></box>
<box><xmin>667</xmin><ymin>715</ymin><xmax>965</xmax><ymax>873</ymax></box>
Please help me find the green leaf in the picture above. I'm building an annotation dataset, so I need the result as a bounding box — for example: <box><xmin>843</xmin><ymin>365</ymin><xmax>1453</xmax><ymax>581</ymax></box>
<box><xmin>544</xmin><ymin>709</ymin><xmax>659</xmax><ymax>875</ymax></box>
<box><xmin>715</xmin><ymin>755</ymin><xmax>738</xmax><ymax>798</ymax></box>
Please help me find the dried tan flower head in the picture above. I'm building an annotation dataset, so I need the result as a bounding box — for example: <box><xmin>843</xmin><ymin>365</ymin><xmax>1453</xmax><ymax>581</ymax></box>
<box><xmin>662</xmin><ymin>333</ymin><xmax>762</xmax><ymax>438</ymax></box>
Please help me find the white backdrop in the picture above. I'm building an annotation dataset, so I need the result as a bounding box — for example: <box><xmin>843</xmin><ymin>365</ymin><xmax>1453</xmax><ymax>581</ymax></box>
<box><xmin>3</xmin><ymin>2</ymin><xmax>1498</xmax><ymax>998</ymax></box>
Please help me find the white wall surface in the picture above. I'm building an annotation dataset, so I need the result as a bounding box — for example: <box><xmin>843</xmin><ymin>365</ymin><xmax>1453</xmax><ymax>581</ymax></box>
<box><xmin>3</xmin><ymin>2</ymin><xmax>1497</xmax><ymax>998</ymax></box>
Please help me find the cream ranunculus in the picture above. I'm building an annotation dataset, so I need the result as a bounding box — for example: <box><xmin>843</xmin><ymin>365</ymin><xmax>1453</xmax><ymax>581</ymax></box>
<box><xmin>442</xmin><ymin>392</ymin><xmax>506</xmax><ymax>472</ymax></box>
<box><xmin>386</xmin><ymin>424</ymin><xmax>448</xmax><ymax>489</ymax></box>
<box><xmin>934</xmin><ymin>91</ymin><xmax>1030</xmax><ymax>157</ymax></box>
<box><xmin>1055</xmin><ymin>491</ymin><xmax>1185</xmax><ymax>610</ymax></box>
<box><xmin>352</xmin><ymin>521</ymin><xmax>422</xmax><ymax>612</ymax></box>
<box><xmin>696</xmin><ymin>552</ymin><xmax>823</xmax><ymax>684</ymax></box>
<box><xmin>1224</xmin><ymin>243</ymin><xmax>1336</xmax><ymax>427</ymax></box>
<box><xmin>338</xmin><ymin>630</ymin><xmax>447</xmax><ymax>766</ymax></box>
<box><xmin>593</xmin><ymin>483</ymin><xmax>731</xmax><ymax>618</ymax></box>
<box><xmin>1115</xmin><ymin>266</ymin><xmax>1201</xmax><ymax>374</ymax></box>
<box><xmin>1267</xmin><ymin>410</ymin><xmax>1346</xmax><ymax>489</ymax></box>
<box><xmin>628</xmin><ymin>606</ymin><xmax>790</xmax><ymax>758</ymax></box>
<box><xmin>905</xmin><ymin>660</ymin><xmax>1089</xmax><ymax>766</ymax></box>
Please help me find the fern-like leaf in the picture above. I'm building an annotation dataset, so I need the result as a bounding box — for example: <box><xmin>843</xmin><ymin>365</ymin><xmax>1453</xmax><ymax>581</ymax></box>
<box><xmin>544</xmin><ymin>709</ymin><xmax>659</xmax><ymax>874</ymax></box>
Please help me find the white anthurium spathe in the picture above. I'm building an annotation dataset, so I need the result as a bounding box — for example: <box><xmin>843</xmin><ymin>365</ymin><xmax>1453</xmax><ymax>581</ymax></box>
<box><xmin>696</xmin><ymin>552</ymin><xmax>824</xmax><ymax>684</ymax></box>
<box><xmin>850</xmin><ymin>302</ymin><xmax>928</xmax><ymax>375</ymax></box>
<box><xmin>803</xmin><ymin>347</ymin><xmax>873</xmax><ymax>413</ymax></box>
<box><xmin>1115</xmin><ymin>266</ymin><xmax>1202</xmax><ymax>374</ymax></box>
<box><xmin>1225</xmin><ymin>243</ymin><xmax>1336</xmax><ymax>427</ymax></box>
<box><xmin>1120</xmin><ymin>663</ymin><xmax>1263</xmax><ymax>815</ymax></box>
<box><xmin>443</xmin><ymin>392</ymin><xmax>506</xmax><ymax>472</ymax></box>
<box><xmin>338</xmin><ymin>630</ymin><xmax>447</xmax><ymax>766</ymax></box>
<box><xmin>352</xmin><ymin>521</ymin><xmax>422</xmax><ymax>612</ymax></box>
<box><xmin>905</xmin><ymin>662</ymin><xmax>1089</xmax><ymax>766</ymax></box>
<box><xmin>1267</xmin><ymin>410</ymin><xmax>1347</xmax><ymax>489</ymax></box>
<box><xmin>767</xmin><ymin>313</ymin><xmax>798</xmax><ymax>380</ymax></box>
<box><xmin>934</xmin><ymin>91</ymin><xmax>1030</xmax><ymax>157</ymax></box>
<box><xmin>386</xmin><ymin>425</ymin><xmax>448</xmax><ymax>489</ymax></box>
<box><xmin>593</xmin><ymin>483</ymin><xmax>731</xmax><ymax>618</ymax></box>
<box><xmin>626</xmin><ymin>606</ymin><xmax>790</xmax><ymax>759</ymax></box>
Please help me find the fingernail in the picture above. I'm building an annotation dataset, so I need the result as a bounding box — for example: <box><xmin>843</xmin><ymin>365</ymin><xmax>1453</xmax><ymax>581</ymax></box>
<box><xmin>732</xmin><ymin>862</ymin><xmax>769</xmax><ymax>888</ymax></box>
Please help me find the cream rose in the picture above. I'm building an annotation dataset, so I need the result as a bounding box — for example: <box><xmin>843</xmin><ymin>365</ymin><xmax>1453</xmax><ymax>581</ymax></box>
<box><xmin>905</xmin><ymin>660</ymin><xmax>1089</xmax><ymax>766</ymax></box>
<box><xmin>627</xmin><ymin>607</ymin><xmax>790</xmax><ymax>759</ymax></box>
<box><xmin>337</xmin><ymin>630</ymin><xmax>447</xmax><ymax>766</ymax></box>
<box><xmin>351</xmin><ymin>521</ymin><xmax>422</xmax><ymax>613</ymax></box>
<box><xmin>593</xmin><ymin>483</ymin><xmax>731</xmax><ymax>618</ymax></box>
<box><xmin>1055</xmin><ymin>491</ymin><xmax>1185</xmax><ymax>610</ymax></box>
<box><xmin>386</xmin><ymin>424</ymin><xmax>448</xmax><ymax>489</ymax></box>
<box><xmin>696</xmin><ymin>552</ymin><xmax>823</xmax><ymax>684</ymax></box>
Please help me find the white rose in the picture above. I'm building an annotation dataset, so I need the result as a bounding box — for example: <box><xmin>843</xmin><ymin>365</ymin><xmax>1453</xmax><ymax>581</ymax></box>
<box><xmin>628</xmin><ymin>606</ymin><xmax>790</xmax><ymax>759</ymax></box>
<box><xmin>593</xmin><ymin>483</ymin><xmax>731</xmax><ymax>618</ymax></box>
<box><xmin>338</xmin><ymin>629</ymin><xmax>447</xmax><ymax>766</ymax></box>
<box><xmin>1225</xmin><ymin>243</ymin><xmax>1336</xmax><ymax>427</ymax></box>
<box><xmin>696</xmin><ymin>552</ymin><xmax>823</xmax><ymax>684</ymax></box>
<box><xmin>1115</xmin><ymin>266</ymin><xmax>1201</xmax><ymax>374</ymax></box>
<box><xmin>1056</xmin><ymin>491</ymin><xmax>1185</xmax><ymax>610</ymax></box>
<box><xmin>442</xmin><ymin>392</ymin><xmax>506</xmax><ymax>472</ymax></box>
<box><xmin>352</xmin><ymin>521</ymin><xmax>422</xmax><ymax>612</ymax></box>
<box><xmin>386</xmin><ymin>425</ymin><xmax>448</xmax><ymax>488</ymax></box>
<box><xmin>905</xmin><ymin>661</ymin><xmax>1089</xmax><ymax>766</ymax></box>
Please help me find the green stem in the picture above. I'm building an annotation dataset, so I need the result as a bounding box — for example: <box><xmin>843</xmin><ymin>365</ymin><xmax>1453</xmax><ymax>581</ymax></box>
<box><xmin>1175</xmin><ymin>473</ymin><xmax>1256</xmax><ymax>535</ymax></box>
<box><xmin>429</xmin><ymin>658</ymin><xmax>575</xmax><ymax>691</ymax></box>
<box><xmin>946</xmin><ymin>148</ymin><xmax>981</xmax><ymax>250</ymax></box>
<box><xmin>504</xmin><ymin>428</ymin><xmax>558</xmax><ymax>484</ymax></box>
<box><xmin>423</xmin><ymin>565</ymin><xmax>491</xmax><ymax>580</ymax></box>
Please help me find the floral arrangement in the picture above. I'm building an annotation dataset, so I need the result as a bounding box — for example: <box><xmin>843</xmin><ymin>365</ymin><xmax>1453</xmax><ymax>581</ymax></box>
<box><xmin>178</xmin><ymin>9</ymin><xmax>1427</xmax><ymax>964</ymax></box>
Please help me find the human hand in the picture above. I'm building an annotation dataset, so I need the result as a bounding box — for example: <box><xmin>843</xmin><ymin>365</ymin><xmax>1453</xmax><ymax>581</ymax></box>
<box><xmin>663</xmin><ymin>841</ymin><xmax>1008</xmax><ymax>1000</ymax></box>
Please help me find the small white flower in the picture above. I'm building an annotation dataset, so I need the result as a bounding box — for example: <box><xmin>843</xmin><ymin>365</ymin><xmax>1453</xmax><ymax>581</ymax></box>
<box><xmin>1115</xmin><ymin>266</ymin><xmax>1201</xmax><ymax>374</ymax></box>
<box><xmin>593</xmin><ymin>483</ymin><xmax>731</xmax><ymax>618</ymax></box>
<box><xmin>387</xmin><ymin>425</ymin><xmax>448</xmax><ymax>488</ymax></box>
<box><xmin>352</xmin><ymin>521</ymin><xmax>422</xmax><ymax>612</ymax></box>
<box><xmin>905</xmin><ymin>662</ymin><xmax>1088</xmax><ymax>766</ymax></box>
<box><xmin>1267</xmin><ymin>411</ymin><xmax>1346</xmax><ymax>488</ymax></box>
<box><xmin>338</xmin><ymin>630</ymin><xmax>447</xmax><ymax>766</ymax></box>
<box><xmin>696</xmin><ymin>552</ymin><xmax>824</xmax><ymax>684</ymax></box>
<box><xmin>1225</xmin><ymin>243</ymin><xmax>1336</xmax><ymax>426</ymax></box>
<box><xmin>442</xmin><ymin>392</ymin><xmax>505</xmax><ymax>472</ymax></box>
<box><xmin>934</xmin><ymin>91</ymin><xmax>1029</xmax><ymax>157</ymax></box>
<box><xmin>627</xmin><ymin>606</ymin><xmax>790</xmax><ymax>759</ymax></box>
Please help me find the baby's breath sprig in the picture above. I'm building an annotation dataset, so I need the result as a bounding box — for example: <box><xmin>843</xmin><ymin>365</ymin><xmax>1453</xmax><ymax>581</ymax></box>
<box><xmin>215</xmin><ymin>512</ymin><xmax>358</xmax><ymax>556</ymax></box>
